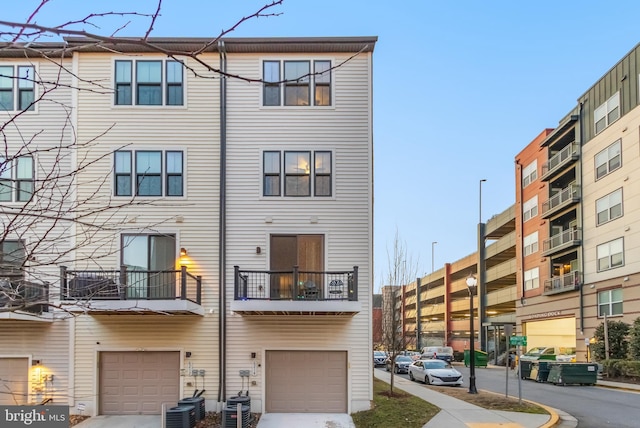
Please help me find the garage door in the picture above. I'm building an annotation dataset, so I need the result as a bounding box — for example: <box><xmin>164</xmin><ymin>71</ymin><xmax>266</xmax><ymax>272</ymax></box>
<box><xmin>0</xmin><ymin>358</ymin><xmax>28</xmax><ymax>405</ymax></box>
<box><xmin>99</xmin><ymin>351</ymin><xmax>179</xmax><ymax>415</ymax></box>
<box><xmin>266</xmin><ymin>350</ymin><xmax>347</xmax><ymax>413</ymax></box>
<box><xmin>524</xmin><ymin>318</ymin><xmax>576</xmax><ymax>351</ymax></box>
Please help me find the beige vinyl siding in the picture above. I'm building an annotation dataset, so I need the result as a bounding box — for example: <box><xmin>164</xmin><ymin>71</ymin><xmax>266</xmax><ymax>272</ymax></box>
<box><xmin>224</xmin><ymin>52</ymin><xmax>373</xmax><ymax>413</ymax></box>
<box><xmin>0</xmin><ymin>320</ymin><xmax>70</xmax><ymax>404</ymax></box>
<box><xmin>582</xmin><ymin>104</ymin><xmax>640</xmax><ymax>282</ymax></box>
<box><xmin>72</xmin><ymin>315</ymin><xmax>218</xmax><ymax>415</ymax></box>
<box><xmin>71</xmin><ymin>52</ymin><xmax>221</xmax><ymax>414</ymax></box>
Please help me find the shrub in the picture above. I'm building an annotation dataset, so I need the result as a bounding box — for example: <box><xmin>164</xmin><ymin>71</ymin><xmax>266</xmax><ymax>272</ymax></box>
<box><xmin>592</xmin><ymin>320</ymin><xmax>629</xmax><ymax>361</ymax></box>
<box><xmin>629</xmin><ymin>317</ymin><xmax>640</xmax><ymax>360</ymax></box>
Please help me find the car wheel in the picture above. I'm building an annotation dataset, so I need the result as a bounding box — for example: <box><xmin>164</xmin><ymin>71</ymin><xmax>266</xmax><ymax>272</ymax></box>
<box><xmin>409</xmin><ymin>372</ymin><xmax>415</xmax><ymax>381</ymax></box>
<box><xmin>424</xmin><ymin>375</ymin><xmax>431</xmax><ymax>385</ymax></box>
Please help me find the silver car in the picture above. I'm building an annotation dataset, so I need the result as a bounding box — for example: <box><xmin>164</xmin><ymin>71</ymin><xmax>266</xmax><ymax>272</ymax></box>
<box><xmin>386</xmin><ymin>355</ymin><xmax>413</xmax><ymax>374</ymax></box>
<box><xmin>373</xmin><ymin>351</ymin><xmax>387</xmax><ymax>367</ymax></box>
<box><xmin>408</xmin><ymin>359</ymin><xmax>463</xmax><ymax>386</ymax></box>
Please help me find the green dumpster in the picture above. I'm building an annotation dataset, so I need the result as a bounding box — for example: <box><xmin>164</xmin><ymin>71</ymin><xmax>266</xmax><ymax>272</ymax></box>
<box><xmin>463</xmin><ymin>349</ymin><xmax>488</xmax><ymax>367</ymax></box>
<box><xmin>547</xmin><ymin>362</ymin><xmax>598</xmax><ymax>386</ymax></box>
<box><xmin>530</xmin><ymin>361</ymin><xmax>551</xmax><ymax>382</ymax></box>
<box><xmin>518</xmin><ymin>360</ymin><xmax>534</xmax><ymax>380</ymax></box>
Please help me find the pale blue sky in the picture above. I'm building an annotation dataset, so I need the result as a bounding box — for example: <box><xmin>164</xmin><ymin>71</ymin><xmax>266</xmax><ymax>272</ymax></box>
<box><xmin>6</xmin><ymin>0</ymin><xmax>640</xmax><ymax>290</ymax></box>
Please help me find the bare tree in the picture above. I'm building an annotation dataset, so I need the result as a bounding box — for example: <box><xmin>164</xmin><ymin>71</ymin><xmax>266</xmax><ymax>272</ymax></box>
<box><xmin>380</xmin><ymin>228</ymin><xmax>419</xmax><ymax>393</ymax></box>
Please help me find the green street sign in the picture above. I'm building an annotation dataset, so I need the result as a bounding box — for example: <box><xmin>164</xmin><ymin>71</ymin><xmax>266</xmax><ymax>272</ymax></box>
<box><xmin>509</xmin><ymin>335</ymin><xmax>527</xmax><ymax>346</ymax></box>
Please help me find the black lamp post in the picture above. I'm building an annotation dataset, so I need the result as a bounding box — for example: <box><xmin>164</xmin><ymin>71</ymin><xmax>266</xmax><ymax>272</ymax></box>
<box><xmin>466</xmin><ymin>273</ymin><xmax>478</xmax><ymax>394</ymax></box>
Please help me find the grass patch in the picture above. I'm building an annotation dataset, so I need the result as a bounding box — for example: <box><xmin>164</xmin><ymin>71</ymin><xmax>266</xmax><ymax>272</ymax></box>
<box><xmin>352</xmin><ymin>378</ymin><xmax>439</xmax><ymax>428</ymax></box>
<box><xmin>426</xmin><ymin>385</ymin><xmax>549</xmax><ymax>414</ymax></box>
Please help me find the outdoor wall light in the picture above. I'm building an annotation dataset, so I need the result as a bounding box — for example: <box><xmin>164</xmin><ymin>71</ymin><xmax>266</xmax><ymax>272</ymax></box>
<box><xmin>180</xmin><ymin>248</ymin><xmax>188</xmax><ymax>257</ymax></box>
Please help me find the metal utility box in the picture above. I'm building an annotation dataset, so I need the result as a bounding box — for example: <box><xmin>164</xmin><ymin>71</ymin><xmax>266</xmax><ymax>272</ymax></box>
<box><xmin>547</xmin><ymin>363</ymin><xmax>598</xmax><ymax>386</ymax></box>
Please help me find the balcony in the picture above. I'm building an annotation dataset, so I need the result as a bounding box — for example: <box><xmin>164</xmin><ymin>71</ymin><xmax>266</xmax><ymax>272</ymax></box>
<box><xmin>540</xmin><ymin>142</ymin><xmax>579</xmax><ymax>181</ymax></box>
<box><xmin>542</xmin><ymin>228</ymin><xmax>581</xmax><ymax>257</ymax></box>
<box><xmin>231</xmin><ymin>265</ymin><xmax>360</xmax><ymax>315</ymax></box>
<box><xmin>60</xmin><ymin>266</ymin><xmax>203</xmax><ymax>315</ymax></box>
<box><xmin>542</xmin><ymin>184</ymin><xmax>580</xmax><ymax>219</ymax></box>
<box><xmin>544</xmin><ymin>271</ymin><xmax>580</xmax><ymax>296</ymax></box>
<box><xmin>0</xmin><ymin>278</ymin><xmax>52</xmax><ymax>321</ymax></box>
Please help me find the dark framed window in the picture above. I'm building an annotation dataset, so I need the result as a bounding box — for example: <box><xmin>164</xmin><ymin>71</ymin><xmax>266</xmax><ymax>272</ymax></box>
<box><xmin>314</xmin><ymin>151</ymin><xmax>332</xmax><ymax>196</ymax></box>
<box><xmin>284</xmin><ymin>61</ymin><xmax>310</xmax><ymax>106</ymax></box>
<box><xmin>598</xmin><ymin>288</ymin><xmax>623</xmax><ymax>317</ymax></box>
<box><xmin>114</xmin><ymin>150</ymin><xmax>183</xmax><ymax>197</ymax></box>
<box><xmin>262</xmin><ymin>59</ymin><xmax>332</xmax><ymax>107</ymax></box>
<box><xmin>114</xmin><ymin>59</ymin><xmax>183</xmax><ymax>106</ymax></box>
<box><xmin>596</xmin><ymin>188</ymin><xmax>622</xmax><ymax>226</ymax></box>
<box><xmin>595</xmin><ymin>140</ymin><xmax>621</xmax><ymax>180</ymax></box>
<box><xmin>0</xmin><ymin>155</ymin><xmax>34</xmax><ymax>202</ymax></box>
<box><xmin>263</xmin><ymin>151</ymin><xmax>281</xmax><ymax>196</ymax></box>
<box><xmin>284</xmin><ymin>151</ymin><xmax>311</xmax><ymax>196</ymax></box>
<box><xmin>0</xmin><ymin>240</ymin><xmax>26</xmax><ymax>279</ymax></box>
<box><xmin>597</xmin><ymin>238</ymin><xmax>624</xmax><ymax>272</ymax></box>
<box><xmin>0</xmin><ymin>65</ymin><xmax>35</xmax><ymax>111</ymax></box>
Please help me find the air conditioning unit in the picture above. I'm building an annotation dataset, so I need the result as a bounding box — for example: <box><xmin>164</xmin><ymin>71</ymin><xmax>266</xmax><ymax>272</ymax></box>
<box><xmin>165</xmin><ymin>405</ymin><xmax>196</xmax><ymax>428</ymax></box>
<box><xmin>222</xmin><ymin>403</ymin><xmax>250</xmax><ymax>428</ymax></box>
<box><xmin>178</xmin><ymin>396</ymin><xmax>205</xmax><ymax>422</ymax></box>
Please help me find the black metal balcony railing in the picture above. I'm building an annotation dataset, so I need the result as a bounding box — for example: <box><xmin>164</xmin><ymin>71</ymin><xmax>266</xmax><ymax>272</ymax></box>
<box><xmin>544</xmin><ymin>271</ymin><xmax>580</xmax><ymax>295</ymax></box>
<box><xmin>542</xmin><ymin>184</ymin><xmax>580</xmax><ymax>218</ymax></box>
<box><xmin>234</xmin><ymin>265</ymin><xmax>358</xmax><ymax>301</ymax></box>
<box><xmin>0</xmin><ymin>278</ymin><xmax>49</xmax><ymax>314</ymax></box>
<box><xmin>542</xmin><ymin>228</ymin><xmax>581</xmax><ymax>255</ymax></box>
<box><xmin>60</xmin><ymin>265</ymin><xmax>201</xmax><ymax>304</ymax></box>
<box><xmin>541</xmin><ymin>142</ymin><xmax>579</xmax><ymax>180</ymax></box>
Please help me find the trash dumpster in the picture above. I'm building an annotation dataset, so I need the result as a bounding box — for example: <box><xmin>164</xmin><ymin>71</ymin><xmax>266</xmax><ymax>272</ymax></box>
<box><xmin>529</xmin><ymin>361</ymin><xmax>552</xmax><ymax>382</ymax></box>
<box><xmin>464</xmin><ymin>349</ymin><xmax>488</xmax><ymax>367</ymax></box>
<box><xmin>547</xmin><ymin>362</ymin><xmax>598</xmax><ymax>386</ymax></box>
<box><xmin>518</xmin><ymin>359</ymin><xmax>534</xmax><ymax>380</ymax></box>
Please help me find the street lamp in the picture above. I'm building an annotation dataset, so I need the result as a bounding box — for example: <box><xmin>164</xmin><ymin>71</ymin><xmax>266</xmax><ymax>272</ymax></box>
<box><xmin>431</xmin><ymin>241</ymin><xmax>437</xmax><ymax>273</ymax></box>
<box><xmin>466</xmin><ymin>273</ymin><xmax>478</xmax><ymax>394</ymax></box>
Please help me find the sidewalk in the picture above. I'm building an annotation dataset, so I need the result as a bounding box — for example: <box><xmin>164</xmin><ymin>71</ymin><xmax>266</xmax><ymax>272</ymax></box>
<box><xmin>374</xmin><ymin>369</ymin><xmax>559</xmax><ymax>428</ymax></box>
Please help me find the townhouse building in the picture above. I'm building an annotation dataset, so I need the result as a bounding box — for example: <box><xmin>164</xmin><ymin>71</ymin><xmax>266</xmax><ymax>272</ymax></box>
<box><xmin>1</xmin><ymin>36</ymin><xmax>376</xmax><ymax>417</ymax></box>
<box><xmin>1</xmin><ymin>44</ymin><xmax>74</xmax><ymax>406</ymax></box>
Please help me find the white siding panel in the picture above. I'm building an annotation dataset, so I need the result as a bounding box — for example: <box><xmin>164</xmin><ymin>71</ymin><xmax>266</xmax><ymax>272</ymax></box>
<box><xmin>224</xmin><ymin>52</ymin><xmax>373</xmax><ymax>413</ymax></box>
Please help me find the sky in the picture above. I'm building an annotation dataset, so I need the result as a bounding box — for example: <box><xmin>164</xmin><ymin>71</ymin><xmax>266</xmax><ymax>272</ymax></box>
<box><xmin>5</xmin><ymin>0</ymin><xmax>640</xmax><ymax>291</ymax></box>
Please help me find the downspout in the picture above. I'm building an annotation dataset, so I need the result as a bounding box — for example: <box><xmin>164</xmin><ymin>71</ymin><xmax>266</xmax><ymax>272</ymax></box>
<box><xmin>217</xmin><ymin>39</ymin><xmax>227</xmax><ymax>407</ymax></box>
<box><xmin>515</xmin><ymin>160</ymin><xmax>525</xmax><ymax>308</ymax></box>
<box><xmin>578</xmin><ymin>101</ymin><xmax>585</xmax><ymax>334</ymax></box>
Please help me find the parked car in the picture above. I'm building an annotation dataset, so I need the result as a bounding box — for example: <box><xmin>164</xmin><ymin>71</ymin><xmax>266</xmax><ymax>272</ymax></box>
<box><xmin>408</xmin><ymin>359</ymin><xmax>463</xmax><ymax>386</ymax></box>
<box><xmin>386</xmin><ymin>355</ymin><xmax>413</xmax><ymax>374</ymax></box>
<box><xmin>420</xmin><ymin>346</ymin><xmax>454</xmax><ymax>362</ymax></box>
<box><xmin>373</xmin><ymin>351</ymin><xmax>387</xmax><ymax>367</ymax></box>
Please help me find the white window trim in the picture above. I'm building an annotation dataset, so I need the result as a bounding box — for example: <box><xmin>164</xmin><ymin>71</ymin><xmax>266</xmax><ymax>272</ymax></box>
<box><xmin>259</xmin><ymin>57</ymin><xmax>336</xmax><ymax>110</ymax></box>
<box><xmin>598</xmin><ymin>288</ymin><xmax>623</xmax><ymax>317</ymax></box>
<box><xmin>0</xmin><ymin>154</ymin><xmax>36</xmax><ymax>203</ymax></box>
<box><xmin>524</xmin><ymin>267</ymin><xmax>539</xmax><ymax>290</ymax></box>
<box><xmin>596</xmin><ymin>237</ymin><xmax>624</xmax><ymax>272</ymax></box>
<box><xmin>0</xmin><ymin>63</ymin><xmax>38</xmax><ymax>113</ymax></box>
<box><xmin>594</xmin><ymin>91</ymin><xmax>620</xmax><ymax>134</ymax></box>
<box><xmin>522</xmin><ymin>160</ymin><xmax>537</xmax><ymax>188</ymax></box>
<box><xmin>111</xmin><ymin>58</ymin><xmax>187</xmax><ymax>108</ymax></box>
<box><xmin>522</xmin><ymin>196</ymin><xmax>538</xmax><ymax>222</ymax></box>
<box><xmin>523</xmin><ymin>231</ymin><xmax>538</xmax><ymax>256</ymax></box>
<box><xmin>112</xmin><ymin>148</ymin><xmax>186</xmax><ymax>198</ymax></box>
<box><xmin>594</xmin><ymin>139</ymin><xmax>621</xmax><ymax>181</ymax></box>
<box><xmin>596</xmin><ymin>188</ymin><xmax>623</xmax><ymax>226</ymax></box>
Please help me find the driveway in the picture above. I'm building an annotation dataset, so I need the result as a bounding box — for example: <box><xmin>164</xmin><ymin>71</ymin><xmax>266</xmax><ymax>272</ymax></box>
<box><xmin>74</xmin><ymin>415</ymin><xmax>160</xmax><ymax>428</ymax></box>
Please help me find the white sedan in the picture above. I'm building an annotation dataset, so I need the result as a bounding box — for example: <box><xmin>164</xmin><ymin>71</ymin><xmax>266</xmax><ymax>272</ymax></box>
<box><xmin>408</xmin><ymin>359</ymin><xmax>463</xmax><ymax>386</ymax></box>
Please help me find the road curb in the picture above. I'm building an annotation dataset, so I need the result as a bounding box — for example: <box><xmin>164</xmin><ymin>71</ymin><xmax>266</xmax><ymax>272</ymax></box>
<box><xmin>479</xmin><ymin>388</ymin><xmax>559</xmax><ymax>428</ymax></box>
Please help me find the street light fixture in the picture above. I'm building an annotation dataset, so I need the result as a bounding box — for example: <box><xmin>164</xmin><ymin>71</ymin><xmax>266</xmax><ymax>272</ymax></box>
<box><xmin>466</xmin><ymin>273</ymin><xmax>478</xmax><ymax>394</ymax></box>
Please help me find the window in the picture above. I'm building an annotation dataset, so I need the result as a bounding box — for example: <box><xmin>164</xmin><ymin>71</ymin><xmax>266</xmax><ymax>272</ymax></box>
<box><xmin>262</xmin><ymin>60</ymin><xmax>332</xmax><ymax>107</ymax></box>
<box><xmin>0</xmin><ymin>156</ymin><xmax>34</xmax><ymax>202</ymax></box>
<box><xmin>595</xmin><ymin>140</ymin><xmax>621</xmax><ymax>180</ymax></box>
<box><xmin>522</xmin><ymin>160</ymin><xmax>537</xmax><ymax>188</ymax></box>
<box><xmin>524</xmin><ymin>267</ymin><xmax>539</xmax><ymax>290</ymax></box>
<box><xmin>523</xmin><ymin>232</ymin><xmax>538</xmax><ymax>256</ymax></box>
<box><xmin>114</xmin><ymin>150</ymin><xmax>183</xmax><ymax>197</ymax></box>
<box><xmin>114</xmin><ymin>59</ymin><xmax>183</xmax><ymax>106</ymax></box>
<box><xmin>596</xmin><ymin>188</ymin><xmax>623</xmax><ymax>225</ymax></box>
<box><xmin>122</xmin><ymin>234</ymin><xmax>176</xmax><ymax>299</ymax></box>
<box><xmin>597</xmin><ymin>238</ymin><xmax>624</xmax><ymax>272</ymax></box>
<box><xmin>598</xmin><ymin>288</ymin><xmax>623</xmax><ymax>317</ymax></box>
<box><xmin>0</xmin><ymin>65</ymin><xmax>35</xmax><ymax>111</ymax></box>
<box><xmin>0</xmin><ymin>240</ymin><xmax>26</xmax><ymax>279</ymax></box>
<box><xmin>594</xmin><ymin>92</ymin><xmax>620</xmax><ymax>134</ymax></box>
<box><xmin>522</xmin><ymin>196</ymin><xmax>538</xmax><ymax>222</ymax></box>
<box><xmin>263</xmin><ymin>150</ymin><xmax>332</xmax><ymax>197</ymax></box>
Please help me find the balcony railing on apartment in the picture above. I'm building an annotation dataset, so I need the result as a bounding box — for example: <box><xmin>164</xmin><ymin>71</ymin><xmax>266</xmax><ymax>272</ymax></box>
<box><xmin>60</xmin><ymin>265</ymin><xmax>201</xmax><ymax>304</ymax></box>
<box><xmin>234</xmin><ymin>265</ymin><xmax>358</xmax><ymax>302</ymax></box>
<box><xmin>542</xmin><ymin>228</ymin><xmax>581</xmax><ymax>256</ymax></box>
<box><xmin>542</xmin><ymin>184</ymin><xmax>580</xmax><ymax>218</ymax></box>
<box><xmin>541</xmin><ymin>142</ymin><xmax>579</xmax><ymax>180</ymax></box>
<box><xmin>0</xmin><ymin>277</ymin><xmax>49</xmax><ymax>314</ymax></box>
<box><xmin>544</xmin><ymin>271</ymin><xmax>580</xmax><ymax>295</ymax></box>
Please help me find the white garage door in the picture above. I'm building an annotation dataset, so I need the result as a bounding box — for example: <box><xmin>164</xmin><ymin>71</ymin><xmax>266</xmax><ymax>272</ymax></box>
<box><xmin>99</xmin><ymin>351</ymin><xmax>179</xmax><ymax>415</ymax></box>
<box><xmin>524</xmin><ymin>318</ymin><xmax>576</xmax><ymax>351</ymax></box>
<box><xmin>0</xmin><ymin>358</ymin><xmax>29</xmax><ymax>405</ymax></box>
<box><xmin>266</xmin><ymin>350</ymin><xmax>347</xmax><ymax>413</ymax></box>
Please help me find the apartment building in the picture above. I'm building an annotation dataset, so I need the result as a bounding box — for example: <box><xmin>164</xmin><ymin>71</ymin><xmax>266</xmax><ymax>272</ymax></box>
<box><xmin>0</xmin><ymin>36</ymin><xmax>376</xmax><ymax>416</ymax></box>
